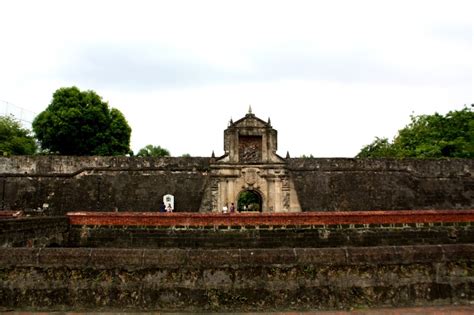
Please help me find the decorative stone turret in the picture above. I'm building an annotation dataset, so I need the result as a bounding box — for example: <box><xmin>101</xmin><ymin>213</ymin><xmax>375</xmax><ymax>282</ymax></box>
<box><xmin>220</xmin><ymin>109</ymin><xmax>283</xmax><ymax>164</ymax></box>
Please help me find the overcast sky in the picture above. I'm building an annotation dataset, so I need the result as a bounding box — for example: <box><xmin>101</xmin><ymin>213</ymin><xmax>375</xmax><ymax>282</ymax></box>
<box><xmin>0</xmin><ymin>0</ymin><xmax>472</xmax><ymax>157</ymax></box>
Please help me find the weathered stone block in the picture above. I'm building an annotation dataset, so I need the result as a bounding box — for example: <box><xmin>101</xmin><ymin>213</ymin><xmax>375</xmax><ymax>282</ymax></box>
<box><xmin>0</xmin><ymin>247</ymin><xmax>39</xmax><ymax>266</ymax></box>
<box><xmin>142</xmin><ymin>248</ymin><xmax>188</xmax><ymax>268</ymax></box>
<box><xmin>187</xmin><ymin>249</ymin><xmax>241</xmax><ymax>268</ymax></box>
<box><xmin>294</xmin><ymin>248</ymin><xmax>347</xmax><ymax>265</ymax></box>
<box><xmin>38</xmin><ymin>248</ymin><xmax>91</xmax><ymax>267</ymax></box>
<box><xmin>240</xmin><ymin>248</ymin><xmax>297</xmax><ymax>266</ymax></box>
<box><xmin>89</xmin><ymin>248</ymin><xmax>143</xmax><ymax>269</ymax></box>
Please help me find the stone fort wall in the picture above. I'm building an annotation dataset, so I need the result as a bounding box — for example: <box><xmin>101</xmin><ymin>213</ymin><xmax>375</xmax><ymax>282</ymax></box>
<box><xmin>288</xmin><ymin>158</ymin><xmax>473</xmax><ymax>211</ymax></box>
<box><xmin>0</xmin><ymin>245</ymin><xmax>473</xmax><ymax>311</ymax></box>
<box><xmin>0</xmin><ymin>156</ymin><xmax>211</xmax><ymax>214</ymax></box>
<box><xmin>1</xmin><ymin>212</ymin><xmax>473</xmax><ymax>311</ymax></box>
<box><xmin>0</xmin><ymin>156</ymin><xmax>472</xmax><ymax>214</ymax></box>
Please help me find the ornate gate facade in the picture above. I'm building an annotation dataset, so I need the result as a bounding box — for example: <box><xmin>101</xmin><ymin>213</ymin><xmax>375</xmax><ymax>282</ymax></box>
<box><xmin>200</xmin><ymin>109</ymin><xmax>301</xmax><ymax>213</ymax></box>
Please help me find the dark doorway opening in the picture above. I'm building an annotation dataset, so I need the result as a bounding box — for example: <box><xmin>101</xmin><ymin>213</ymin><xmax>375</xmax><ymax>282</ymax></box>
<box><xmin>238</xmin><ymin>190</ymin><xmax>262</xmax><ymax>212</ymax></box>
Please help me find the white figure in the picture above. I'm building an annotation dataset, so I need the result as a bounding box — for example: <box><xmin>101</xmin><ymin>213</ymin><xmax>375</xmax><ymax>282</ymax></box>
<box><xmin>163</xmin><ymin>194</ymin><xmax>174</xmax><ymax>211</ymax></box>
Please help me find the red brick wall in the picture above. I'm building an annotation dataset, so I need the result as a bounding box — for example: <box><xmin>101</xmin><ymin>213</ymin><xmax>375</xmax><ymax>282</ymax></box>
<box><xmin>67</xmin><ymin>210</ymin><xmax>474</xmax><ymax>227</ymax></box>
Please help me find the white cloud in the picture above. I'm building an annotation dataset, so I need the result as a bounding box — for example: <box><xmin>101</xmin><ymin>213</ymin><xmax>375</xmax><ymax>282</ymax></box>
<box><xmin>0</xmin><ymin>0</ymin><xmax>472</xmax><ymax>157</ymax></box>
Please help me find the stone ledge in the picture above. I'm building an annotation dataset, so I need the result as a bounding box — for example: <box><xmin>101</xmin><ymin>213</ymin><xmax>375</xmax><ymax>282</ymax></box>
<box><xmin>0</xmin><ymin>156</ymin><xmax>211</xmax><ymax>175</ymax></box>
<box><xmin>0</xmin><ymin>216</ymin><xmax>69</xmax><ymax>229</ymax></box>
<box><xmin>1</xmin><ymin>244</ymin><xmax>472</xmax><ymax>269</ymax></box>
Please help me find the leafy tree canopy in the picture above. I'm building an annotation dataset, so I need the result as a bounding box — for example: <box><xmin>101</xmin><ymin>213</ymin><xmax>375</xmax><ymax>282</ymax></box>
<box><xmin>32</xmin><ymin>87</ymin><xmax>131</xmax><ymax>156</ymax></box>
<box><xmin>238</xmin><ymin>191</ymin><xmax>261</xmax><ymax>211</ymax></box>
<box><xmin>137</xmin><ymin>144</ymin><xmax>170</xmax><ymax>157</ymax></box>
<box><xmin>357</xmin><ymin>105</ymin><xmax>473</xmax><ymax>158</ymax></box>
<box><xmin>0</xmin><ymin>115</ymin><xmax>37</xmax><ymax>155</ymax></box>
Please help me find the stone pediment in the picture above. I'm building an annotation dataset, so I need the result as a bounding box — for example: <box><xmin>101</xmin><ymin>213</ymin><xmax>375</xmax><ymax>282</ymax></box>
<box><xmin>232</xmin><ymin>113</ymin><xmax>270</xmax><ymax>129</ymax></box>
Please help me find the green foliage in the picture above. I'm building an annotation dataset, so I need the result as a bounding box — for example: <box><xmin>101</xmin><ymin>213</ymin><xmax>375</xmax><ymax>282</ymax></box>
<box><xmin>357</xmin><ymin>105</ymin><xmax>473</xmax><ymax>158</ymax></box>
<box><xmin>356</xmin><ymin>137</ymin><xmax>398</xmax><ymax>158</ymax></box>
<box><xmin>238</xmin><ymin>190</ymin><xmax>261</xmax><ymax>211</ymax></box>
<box><xmin>32</xmin><ymin>87</ymin><xmax>131</xmax><ymax>156</ymax></box>
<box><xmin>300</xmin><ymin>154</ymin><xmax>315</xmax><ymax>158</ymax></box>
<box><xmin>137</xmin><ymin>144</ymin><xmax>170</xmax><ymax>157</ymax></box>
<box><xmin>181</xmin><ymin>153</ymin><xmax>191</xmax><ymax>157</ymax></box>
<box><xmin>0</xmin><ymin>115</ymin><xmax>37</xmax><ymax>155</ymax></box>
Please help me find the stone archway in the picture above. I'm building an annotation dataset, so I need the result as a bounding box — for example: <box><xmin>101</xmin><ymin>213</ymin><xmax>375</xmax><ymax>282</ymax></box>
<box><xmin>238</xmin><ymin>190</ymin><xmax>262</xmax><ymax>212</ymax></box>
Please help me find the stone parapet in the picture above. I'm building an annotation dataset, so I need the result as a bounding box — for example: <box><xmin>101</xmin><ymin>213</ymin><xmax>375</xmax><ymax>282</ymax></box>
<box><xmin>0</xmin><ymin>156</ymin><xmax>211</xmax><ymax>175</ymax></box>
<box><xmin>67</xmin><ymin>210</ymin><xmax>474</xmax><ymax>249</ymax></box>
<box><xmin>287</xmin><ymin>157</ymin><xmax>472</xmax><ymax>176</ymax></box>
<box><xmin>0</xmin><ymin>244</ymin><xmax>473</xmax><ymax>311</ymax></box>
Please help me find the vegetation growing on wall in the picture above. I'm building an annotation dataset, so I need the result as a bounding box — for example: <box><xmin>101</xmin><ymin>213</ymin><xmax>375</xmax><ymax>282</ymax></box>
<box><xmin>32</xmin><ymin>87</ymin><xmax>132</xmax><ymax>156</ymax></box>
<box><xmin>357</xmin><ymin>105</ymin><xmax>474</xmax><ymax>158</ymax></box>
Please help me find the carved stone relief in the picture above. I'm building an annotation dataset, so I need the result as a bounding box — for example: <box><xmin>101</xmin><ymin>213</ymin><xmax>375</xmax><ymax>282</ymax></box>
<box><xmin>239</xmin><ymin>136</ymin><xmax>262</xmax><ymax>162</ymax></box>
<box><xmin>243</xmin><ymin>168</ymin><xmax>258</xmax><ymax>186</ymax></box>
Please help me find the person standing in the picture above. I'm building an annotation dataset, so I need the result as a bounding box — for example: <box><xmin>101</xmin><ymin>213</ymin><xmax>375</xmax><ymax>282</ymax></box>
<box><xmin>159</xmin><ymin>202</ymin><xmax>166</xmax><ymax>213</ymax></box>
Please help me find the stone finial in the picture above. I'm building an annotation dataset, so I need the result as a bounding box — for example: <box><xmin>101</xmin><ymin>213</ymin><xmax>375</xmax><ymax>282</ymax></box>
<box><xmin>230</xmin><ymin>118</ymin><xmax>233</xmax><ymax>125</ymax></box>
<box><xmin>211</xmin><ymin>150</ymin><xmax>215</xmax><ymax>158</ymax></box>
<box><xmin>268</xmin><ymin>117</ymin><xmax>271</xmax><ymax>125</ymax></box>
<box><xmin>286</xmin><ymin>151</ymin><xmax>290</xmax><ymax>159</ymax></box>
<box><xmin>248</xmin><ymin>105</ymin><xmax>253</xmax><ymax>114</ymax></box>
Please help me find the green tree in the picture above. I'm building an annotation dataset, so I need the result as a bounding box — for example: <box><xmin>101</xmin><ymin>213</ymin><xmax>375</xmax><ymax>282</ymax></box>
<box><xmin>357</xmin><ymin>105</ymin><xmax>473</xmax><ymax>158</ymax></box>
<box><xmin>237</xmin><ymin>191</ymin><xmax>261</xmax><ymax>211</ymax></box>
<box><xmin>356</xmin><ymin>137</ymin><xmax>399</xmax><ymax>158</ymax></box>
<box><xmin>137</xmin><ymin>144</ymin><xmax>170</xmax><ymax>157</ymax></box>
<box><xmin>32</xmin><ymin>87</ymin><xmax>131</xmax><ymax>155</ymax></box>
<box><xmin>0</xmin><ymin>115</ymin><xmax>37</xmax><ymax>155</ymax></box>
